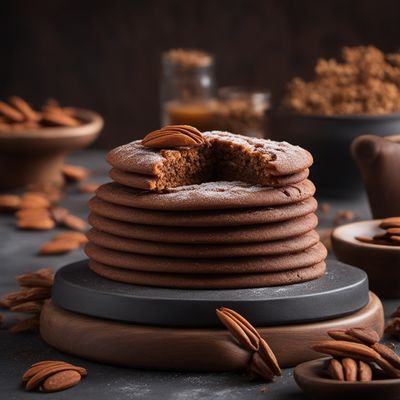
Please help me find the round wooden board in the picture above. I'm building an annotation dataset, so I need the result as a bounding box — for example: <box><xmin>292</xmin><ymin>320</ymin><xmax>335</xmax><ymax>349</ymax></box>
<box><xmin>41</xmin><ymin>293</ymin><xmax>384</xmax><ymax>370</ymax></box>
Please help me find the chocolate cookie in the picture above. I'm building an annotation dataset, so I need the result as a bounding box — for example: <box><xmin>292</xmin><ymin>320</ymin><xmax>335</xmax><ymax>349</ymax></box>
<box><xmin>95</xmin><ymin>180</ymin><xmax>316</xmax><ymax>211</ymax></box>
<box><xmin>87</xmin><ymin>229</ymin><xmax>321</xmax><ymax>258</ymax></box>
<box><xmin>108</xmin><ymin>167</ymin><xmax>310</xmax><ymax>191</ymax></box>
<box><xmin>88</xmin><ymin>212</ymin><xmax>318</xmax><ymax>244</ymax></box>
<box><xmin>88</xmin><ymin>196</ymin><xmax>318</xmax><ymax>227</ymax></box>
<box><xmin>107</xmin><ymin>131</ymin><xmax>313</xmax><ymax>176</ymax></box>
<box><xmin>84</xmin><ymin>242</ymin><xmax>327</xmax><ymax>274</ymax></box>
<box><xmin>89</xmin><ymin>260</ymin><xmax>326</xmax><ymax>289</ymax></box>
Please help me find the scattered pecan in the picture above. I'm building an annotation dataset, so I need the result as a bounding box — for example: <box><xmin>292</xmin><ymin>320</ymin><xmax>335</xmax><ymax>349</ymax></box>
<box><xmin>40</xmin><ymin>370</ymin><xmax>82</xmax><ymax>393</ymax></box>
<box><xmin>77</xmin><ymin>182</ymin><xmax>100</xmax><ymax>194</ymax></box>
<box><xmin>38</xmin><ymin>232</ymin><xmax>86</xmax><ymax>256</ymax></box>
<box><xmin>333</xmin><ymin>210</ymin><xmax>355</xmax><ymax>226</ymax></box>
<box><xmin>49</xmin><ymin>206</ymin><xmax>87</xmax><ymax>232</ymax></box>
<box><xmin>50</xmin><ymin>207</ymin><xmax>69</xmax><ymax>224</ymax></box>
<box><xmin>39</xmin><ymin>239</ymin><xmax>81</xmax><ymax>255</ymax></box>
<box><xmin>16</xmin><ymin>268</ymin><xmax>54</xmax><ymax>288</ymax></box>
<box><xmin>17</xmin><ymin>217</ymin><xmax>55</xmax><ymax>231</ymax></box>
<box><xmin>1</xmin><ymin>287</ymin><xmax>52</xmax><ymax>308</ymax></box>
<box><xmin>0</xmin><ymin>195</ymin><xmax>21</xmax><ymax>211</ymax></box>
<box><xmin>1</xmin><ymin>267</ymin><xmax>54</xmax><ymax>332</ymax></box>
<box><xmin>10</xmin><ymin>301</ymin><xmax>43</xmax><ymax>314</ymax></box>
<box><xmin>52</xmin><ymin>231</ymin><xmax>88</xmax><ymax>245</ymax></box>
<box><xmin>60</xmin><ymin>214</ymin><xmax>87</xmax><ymax>231</ymax></box>
<box><xmin>22</xmin><ymin>360</ymin><xmax>87</xmax><ymax>392</ymax></box>
<box><xmin>216</xmin><ymin>307</ymin><xmax>281</xmax><ymax>382</ymax></box>
<box><xmin>61</xmin><ymin>164</ymin><xmax>90</xmax><ymax>182</ymax></box>
<box><xmin>15</xmin><ymin>208</ymin><xmax>50</xmax><ymax>219</ymax></box>
<box><xmin>19</xmin><ymin>193</ymin><xmax>50</xmax><ymax>209</ymax></box>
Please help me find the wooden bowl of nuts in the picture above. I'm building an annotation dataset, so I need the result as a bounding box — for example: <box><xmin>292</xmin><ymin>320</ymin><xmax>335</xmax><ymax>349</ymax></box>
<box><xmin>294</xmin><ymin>327</ymin><xmax>400</xmax><ymax>400</ymax></box>
<box><xmin>0</xmin><ymin>97</ymin><xmax>103</xmax><ymax>189</ymax></box>
<box><xmin>332</xmin><ymin>219</ymin><xmax>400</xmax><ymax>297</ymax></box>
<box><xmin>294</xmin><ymin>358</ymin><xmax>400</xmax><ymax>400</ymax></box>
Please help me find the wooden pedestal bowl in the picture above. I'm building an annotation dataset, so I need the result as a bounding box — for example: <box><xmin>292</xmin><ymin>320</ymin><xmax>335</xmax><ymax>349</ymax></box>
<box><xmin>0</xmin><ymin>109</ymin><xmax>103</xmax><ymax>189</ymax></box>
<box><xmin>332</xmin><ymin>220</ymin><xmax>400</xmax><ymax>298</ymax></box>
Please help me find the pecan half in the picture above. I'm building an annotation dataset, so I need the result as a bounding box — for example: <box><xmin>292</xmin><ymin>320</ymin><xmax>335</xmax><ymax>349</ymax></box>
<box><xmin>40</xmin><ymin>370</ymin><xmax>82</xmax><ymax>393</ymax></box>
<box><xmin>1</xmin><ymin>287</ymin><xmax>51</xmax><ymax>308</ymax></box>
<box><xmin>216</xmin><ymin>307</ymin><xmax>259</xmax><ymax>351</ymax></box>
<box><xmin>327</xmin><ymin>329</ymin><xmax>362</xmax><ymax>343</ymax></box>
<box><xmin>342</xmin><ymin>357</ymin><xmax>357</xmax><ymax>381</ymax></box>
<box><xmin>142</xmin><ymin>125</ymin><xmax>206</xmax><ymax>148</ymax></box>
<box><xmin>328</xmin><ymin>358</ymin><xmax>372</xmax><ymax>382</ymax></box>
<box><xmin>358</xmin><ymin>360</ymin><xmax>373</xmax><ymax>381</ymax></box>
<box><xmin>372</xmin><ymin>342</ymin><xmax>400</xmax><ymax>369</ymax></box>
<box><xmin>216</xmin><ymin>307</ymin><xmax>281</xmax><ymax>382</ymax></box>
<box><xmin>22</xmin><ymin>361</ymin><xmax>86</xmax><ymax>391</ymax></box>
<box><xmin>9</xmin><ymin>96</ymin><xmax>39</xmax><ymax>121</ymax></box>
<box><xmin>16</xmin><ymin>268</ymin><xmax>54</xmax><ymax>288</ymax></box>
<box><xmin>328</xmin><ymin>359</ymin><xmax>344</xmax><ymax>381</ymax></box>
<box><xmin>0</xmin><ymin>195</ymin><xmax>21</xmax><ymax>211</ymax></box>
<box><xmin>312</xmin><ymin>340</ymin><xmax>400</xmax><ymax>378</ymax></box>
<box><xmin>347</xmin><ymin>327</ymin><xmax>379</xmax><ymax>345</ymax></box>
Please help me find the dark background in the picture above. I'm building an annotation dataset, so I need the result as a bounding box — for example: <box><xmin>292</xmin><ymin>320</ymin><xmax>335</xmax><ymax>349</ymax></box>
<box><xmin>1</xmin><ymin>0</ymin><xmax>399</xmax><ymax>148</ymax></box>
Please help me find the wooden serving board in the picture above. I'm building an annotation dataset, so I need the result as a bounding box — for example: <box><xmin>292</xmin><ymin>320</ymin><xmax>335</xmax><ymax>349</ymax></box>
<box><xmin>41</xmin><ymin>293</ymin><xmax>383</xmax><ymax>370</ymax></box>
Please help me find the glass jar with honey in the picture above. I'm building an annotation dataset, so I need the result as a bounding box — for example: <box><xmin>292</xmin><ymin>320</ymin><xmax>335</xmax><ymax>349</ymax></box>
<box><xmin>161</xmin><ymin>49</ymin><xmax>217</xmax><ymax>132</ymax></box>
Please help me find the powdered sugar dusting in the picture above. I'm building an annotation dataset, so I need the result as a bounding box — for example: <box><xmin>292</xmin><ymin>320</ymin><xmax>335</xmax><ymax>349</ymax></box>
<box><xmin>96</xmin><ymin>180</ymin><xmax>316</xmax><ymax>210</ymax></box>
<box><xmin>166</xmin><ymin>181</ymin><xmax>272</xmax><ymax>201</ymax></box>
<box><xmin>107</xmin><ymin>130</ymin><xmax>313</xmax><ymax>176</ymax></box>
<box><xmin>107</xmin><ymin>140</ymin><xmax>165</xmax><ymax>174</ymax></box>
<box><xmin>204</xmin><ymin>131</ymin><xmax>313</xmax><ymax>174</ymax></box>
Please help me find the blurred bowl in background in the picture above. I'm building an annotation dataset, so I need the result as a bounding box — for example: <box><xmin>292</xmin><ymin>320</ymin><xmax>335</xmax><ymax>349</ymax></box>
<box><xmin>0</xmin><ymin>109</ymin><xmax>103</xmax><ymax>190</ymax></box>
<box><xmin>332</xmin><ymin>219</ymin><xmax>400</xmax><ymax>298</ymax></box>
<box><xmin>267</xmin><ymin>110</ymin><xmax>400</xmax><ymax>198</ymax></box>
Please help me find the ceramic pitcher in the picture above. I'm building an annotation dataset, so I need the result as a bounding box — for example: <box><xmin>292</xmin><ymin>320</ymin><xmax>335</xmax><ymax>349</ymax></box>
<box><xmin>351</xmin><ymin>134</ymin><xmax>400</xmax><ymax>219</ymax></box>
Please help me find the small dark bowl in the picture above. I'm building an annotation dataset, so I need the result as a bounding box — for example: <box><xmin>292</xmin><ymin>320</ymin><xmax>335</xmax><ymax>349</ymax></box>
<box><xmin>267</xmin><ymin>110</ymin><xmax>400</xmax><ymax>198</ymax></box>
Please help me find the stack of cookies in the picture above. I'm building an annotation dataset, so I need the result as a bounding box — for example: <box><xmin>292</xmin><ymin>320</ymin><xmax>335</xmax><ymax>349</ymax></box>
<box><xmin>86</xmin><ymin>125</ymin><xmax>327</xmax><ymax>289</ymax></box>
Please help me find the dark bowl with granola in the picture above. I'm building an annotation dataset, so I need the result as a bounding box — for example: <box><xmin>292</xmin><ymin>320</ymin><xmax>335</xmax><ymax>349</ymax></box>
<box><xmin>267</xmin><ymin>110</ymin><xmax>400</xmax><ymax>197</ymax></box>
<box><xmin>268</xmin><ymin>46</ymin><xmax>400</xmax><ymax>197</ymax></box>
<box><xmin>0</xmin><ymin>98</ymin><xmax>103</xmax><ymax>189</ymax></box>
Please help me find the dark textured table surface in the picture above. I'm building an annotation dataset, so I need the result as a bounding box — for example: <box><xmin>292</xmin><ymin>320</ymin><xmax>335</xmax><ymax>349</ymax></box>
<box><xmin>0</xmin><ymin>150</ymin><xmax>398</xmax><ymax>400</ymax></box>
